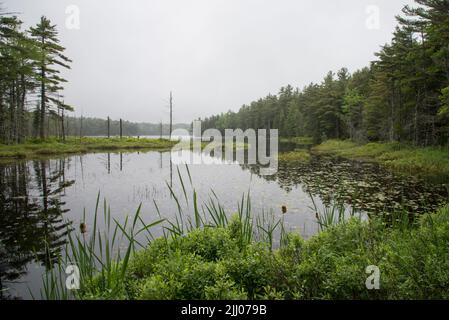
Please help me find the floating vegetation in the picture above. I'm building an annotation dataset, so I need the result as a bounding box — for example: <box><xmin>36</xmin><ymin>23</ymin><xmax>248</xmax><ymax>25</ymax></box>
<box><xmin>278</xmin><ymin>150</ymin><xmax>311</xmax><ymax>162</ymax></box>
<box><xmin>314</xmin><ymin>140</ymin><xmax>449</xmax><ymax>180</ymax></box>
<box><xmin>243</xmin><ymin>154</ymin><xmax>449</xmax><ymax>218</ymax></box>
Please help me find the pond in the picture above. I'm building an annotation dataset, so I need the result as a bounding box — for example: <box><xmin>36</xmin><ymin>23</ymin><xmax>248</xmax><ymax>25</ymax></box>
<box><xmin>1</xmin><ymin>145</ymin><xmax>448</xmax><ymax>299</ymax></box>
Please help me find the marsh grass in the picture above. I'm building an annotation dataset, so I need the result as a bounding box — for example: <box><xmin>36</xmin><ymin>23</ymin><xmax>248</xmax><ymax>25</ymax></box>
<box><xmin>0</xmin><ymin>137</ymin><xmax>177</xmax><ymax>160</ymax></box>
<box><xmin>39</xmin><ymin>164</ymin><xmax>285</xmax><ymax>300</ymax></box>
<box><xmin>308</xmin><ymin>192</ymin><xmax>360</xmax><ymax>230</ymax></box>
<box><xmin>314</xmin><ymin>139</ymin><xmax>449</xmax><ymax>177</ymax></box>
<box><xmin>38</xmin><ymin>171</ymin><xmax>449</xmax><ymax>300</ymax></box>
<box><xmin>40</xmin><ymin>194</ymin><xmax>166</xmax><ymax>300</ymax></box>
<box><xmin>279</xmin><ymin>137</ymin><xmax>314</xmax><ymax>145</ymax></box>
<box><xmin>278</xmin><ymin>150</ymin><xmax>311</xmax><ymax>162</ymax></box>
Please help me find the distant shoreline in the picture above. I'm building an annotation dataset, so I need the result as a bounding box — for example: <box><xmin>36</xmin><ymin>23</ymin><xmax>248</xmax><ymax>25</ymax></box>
<box><xmin>0</xmin><ymin>137</ymin><xmax>178</xmax><ymax>160</ymax></box>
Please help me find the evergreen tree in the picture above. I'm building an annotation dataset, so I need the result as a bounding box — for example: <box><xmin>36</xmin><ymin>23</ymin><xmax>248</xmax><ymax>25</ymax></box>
<box><xmin>29</xmin><ymin>16</ymin><xmax>72</xmax><ymax>139</ymax></box>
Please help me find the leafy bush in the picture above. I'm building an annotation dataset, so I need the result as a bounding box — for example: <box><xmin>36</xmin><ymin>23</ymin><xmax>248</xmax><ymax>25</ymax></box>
<box><xmin>82</xmin><ymin>205</ymin><xmax>449</xmax><ymax>300</ymax></box>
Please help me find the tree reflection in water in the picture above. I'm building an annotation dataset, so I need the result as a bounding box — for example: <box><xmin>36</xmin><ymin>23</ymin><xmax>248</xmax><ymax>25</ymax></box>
<box><xmin>0</xmin><ymin>159</ymin><xmax>74</xmax><ymax>299</ymax></box>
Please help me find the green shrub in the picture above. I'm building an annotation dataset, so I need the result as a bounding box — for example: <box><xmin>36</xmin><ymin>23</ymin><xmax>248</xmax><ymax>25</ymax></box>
<box><xmin>204</xmin><ymin>278</ymin><xmax>248</xmax><ymax>300</ymax></box>
<box><xmin>220</xmin><ymin>243</ymin><xmax>278</xmax><ymax>299</ymax></box>
<box><xmin>80</xmin><ymin>204</ymin><xmax>449</xmax><ymax>300</ymax></box>
<box><xmin>175</xmin><ymin>227</ymin><xmax>238</xmax><ymax>261</ymax></box>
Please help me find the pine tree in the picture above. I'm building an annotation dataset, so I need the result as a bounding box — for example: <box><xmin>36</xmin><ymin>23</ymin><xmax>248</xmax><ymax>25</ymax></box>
<box><xmin>29</xmin><ymin>16</ymin><xmax>72</xmax><ymax>139</ymax></box>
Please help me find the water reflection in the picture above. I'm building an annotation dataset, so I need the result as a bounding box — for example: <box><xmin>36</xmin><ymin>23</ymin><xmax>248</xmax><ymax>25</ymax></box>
<box><xmin>0</xmin><ymin>146</ymin><xmax>448</xmax><ymax>299</ymax></box>
<box><xmin>242</xmin><ymin>154</ymin><xmax>448</xmax><ymax>217</ymax></box>
<box><xmin>0</xmin><ymin>159</ymin><xmax>74</xmax><ymax>299</ymax></box>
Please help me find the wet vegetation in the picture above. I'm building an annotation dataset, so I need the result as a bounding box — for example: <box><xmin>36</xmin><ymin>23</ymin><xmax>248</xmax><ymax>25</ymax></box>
<box><xmin>1</xmin><ymin>0</ymin><xmax>449</xmax><ymax>301</ymax></box>
<box><xmin>0</xmin><ymin>137</ymin><xmax>177</xmax><ymax>160</ymax></box>
<box><xmin>246</xmin><ymin>151</ymin><xmax>448</xmax><ymax>218</ymax></box>
<box><xmin>123</xmin><ymin>205</ymin><xmax>449</xmax><ymax>300</ymax></box>
<box><xmin>40</xmin><ymin>188</ymin><xmax>449</xmax><ymax>300</ymax></box>
<box><xmin>314</xmin><ymin>140</ymin><xmax>449</xmax><ymax>179</ymax></box>
<box><xmin>278</xmin><ymin>150</ymin><xmax>311</xmax><ymax>162</ymax></box>
<box><xmin>2</xmin><ymin>143</ymin><xmax>449</xmax><ymax>300</ymax></box>
<box><xmin>30</xmin><ymin>160</ymin><xmax>449</xmax><ymax>300</ymax></box>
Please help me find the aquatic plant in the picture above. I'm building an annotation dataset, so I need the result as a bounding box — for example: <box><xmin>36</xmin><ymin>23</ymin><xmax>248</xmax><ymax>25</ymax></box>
<box><xmin>0</xmin><ymin>137</ymin><xmax>177</xmax><ymax>160</ymax></box>
<box><xmin>314</xmin><ymin>140</ymin><xmax>449</xmax><ymax>178</ymax></box>
<box><xmin>39</xmin><ymin>165</ymin><xmax>285</xmax><ymax>299</ymax></box>
<box><xmin>278</xmin><ymin>150</ymin><xmax>311</xmax><ymax>162</ymax></box>
<box><xmin>38</xmin><ymin>164</ymin><xmax>449</xmax><ymax>300</ymax></box>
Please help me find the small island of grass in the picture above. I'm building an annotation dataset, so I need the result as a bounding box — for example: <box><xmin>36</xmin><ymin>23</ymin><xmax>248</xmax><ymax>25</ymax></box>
<box><xmin>313</xmin><ymin>140</ymin><xmax>449</xmax><ymax>177</ymax></box>
<box><xmin>0</xmin><ymin>137</ymin><xmax>178</xmax><ymax>160</ymax></box>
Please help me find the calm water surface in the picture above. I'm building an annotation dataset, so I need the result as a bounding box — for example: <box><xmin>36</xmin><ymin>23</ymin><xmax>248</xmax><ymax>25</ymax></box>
<box><xmin>1</xmin><ymin>147</ymin><xmax>448</xmax><ymax>299</ymax></box>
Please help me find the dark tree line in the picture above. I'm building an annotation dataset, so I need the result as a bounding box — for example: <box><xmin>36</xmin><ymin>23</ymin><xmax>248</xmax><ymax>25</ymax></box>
<box><xmin>59</xmin><ymin>116</ymin><xmax>191</xmax><ymax>137</ymax></box>
<box><xmin>0</xmin><ymin>7</ymin><xmax>73</xmax><ymax>144</ymax></box>
<box><xmin>202</xmin><ymin>1</ymin><xmax>449</xmax><ymax>146</ymax></box>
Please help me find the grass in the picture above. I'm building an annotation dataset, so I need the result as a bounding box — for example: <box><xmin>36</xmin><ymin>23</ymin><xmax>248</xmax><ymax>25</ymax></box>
<box><xmin>0</xmin><ymin>137</ymin><xmax>249</xmax><ymax>161</ymax></box>
<box><xmin>279</xmin><ymin>150</ymin><xmax>311</xmax><ymax>162</ymax></box>
<box><xmin>40</xmin><ymin>166</ymin><xmax>285</xmax><ymax>300</ymax></box>
<box><xmin>313</xmin><ymin>139</ymin><xmax>449</xmax><ymax>177</ymax></box>
<box><xmin>39</xmin><ymin>165</ymin><xmax>449</xmax><ymax>300</ymax></box>
<box><xmin>308</xmin><ymin>193</ymin><xmax>360</xmax><ymax>231</ymax></box>
<box><xmin>42</xmin><ymin>197</ymin><xmax>449</xmax><ymax>300</ymax></box>
<box><xmin>0</xmin><ymin>137</ymin><xmax>178</xmax><ymax>160</ymax></box>
<box><xmin>40</xmin><ymin>194</ymin><xmax>166</xmax><ymax>300</ymax></box>
<box><xmin>279</xmin><ymin>137</ymin><xmax>314</xmax><ymax>145</ymax></box>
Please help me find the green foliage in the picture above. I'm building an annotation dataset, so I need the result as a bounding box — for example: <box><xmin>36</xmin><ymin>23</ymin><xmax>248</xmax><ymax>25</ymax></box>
<box><xmin>0</xmin><ymin>11</ymin><xmax>74</xmax><ymax>143</ymax></box>
<box><xmin>278</xmin><ymin>150</ymin><xmax>311</xmax><ymax>162</ymax></box>
<box><xmin>0</xmin><ymin>137</ymin><xmax>176</xmax><ymax>159</ymax></box>
<box><xmin>438</xmin><ymin>86</ymin><xmax>449</xmax><ymax>117</ymax></box>
<box><xmin>314</xmin><ymin>140</ymin><xmax>449</xmax><ymax>177</ymax></box>
<box><xmin>176</xmin><ymin>227</ymin><xmax>238</xmax><ymax>261</ymax></box>
<box><xmin>202</xmin><ymin>1</ymin><xmax>449</xmax><ymax>147</ymax></box>
<box><xmin>123</xmin><ymin>205</ymin><xmax>449</xmax><ymax>300</ymax></box>
<box><xmin>62</xmin><ymin>116</ymin><xmax>191</xmax><ymax>137</ymax></box>
<box><xmin>29</xmin><ymin>16</ymin><xmax>72</xmax><ymax>139</ymax></box>
<box><xmin>279</xmin><ymin>137</ymin><xmax>314</xmax><ymax>145</ymax></box>
<box><xmin>41</xmin><ymin>188</ymin><xmax>449</xmax><ymax>300</ymax></box>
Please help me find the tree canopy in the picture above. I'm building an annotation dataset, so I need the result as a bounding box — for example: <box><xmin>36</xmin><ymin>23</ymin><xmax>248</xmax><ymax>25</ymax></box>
<box><xmin>1</xmin><ymin>10</ymin><xmax>72</xmax><ymax>143</ymax></box>
<box><xmin>202</xmin><ymin>0</ymin><xmax>449</xmax><ymax>146</ymax></box>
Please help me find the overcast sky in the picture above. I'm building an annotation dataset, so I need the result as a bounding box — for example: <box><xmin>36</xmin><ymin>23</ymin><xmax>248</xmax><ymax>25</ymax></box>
<box><xmin>3</xmin><ymin>0</ymin><xmax>414</xmax><ymax>123</ymax></box>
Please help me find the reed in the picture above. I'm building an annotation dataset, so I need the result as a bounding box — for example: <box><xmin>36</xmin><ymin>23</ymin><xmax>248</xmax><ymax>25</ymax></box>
<box><xmin>39</xmin><ymin>165</ymin><xmax>285</xmax><ymax>300</ymax></box>
<box><xmin>40</xmin><ymin>194</ymin><xmax>165</xmax><ymax>300</ymax></box>
<box><xmin>308</xmin><ymin>191</ymin><xmax>359</xmax><ymax>230</ymax></box>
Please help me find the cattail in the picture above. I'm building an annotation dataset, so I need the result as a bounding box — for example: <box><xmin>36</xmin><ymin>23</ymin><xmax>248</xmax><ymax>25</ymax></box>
<box><xmin>80</xmin><ymin>222</ymin><xmax>87</xmax><ymax>234</ymax></box>
<box><xmin>282</xmin><ymin>205</ymin><xmax>287</xmax><ymax>214</ymax></box>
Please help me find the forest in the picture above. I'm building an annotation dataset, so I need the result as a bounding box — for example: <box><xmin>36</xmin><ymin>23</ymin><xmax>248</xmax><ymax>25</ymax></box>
<box><xmin>46</xmin><ymin>116</ymin><xmax>190</xmax><ymax>137</ymax></box>
<box><xmin>201</xmin><ymin>0</ymin><xmax>449</xmax><ymax>146</ymax></box>
<box><xmin>0</xmin><ymin>9</ymin><xmax>190</xmax><ymax>142</ymax></box>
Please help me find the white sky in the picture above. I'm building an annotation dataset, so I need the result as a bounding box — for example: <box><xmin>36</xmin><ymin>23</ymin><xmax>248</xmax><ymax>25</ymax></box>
<box><xmin>3</xmin><ymin>0</ymin><xmax>414</xmax><ymax>123</ymax></box>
